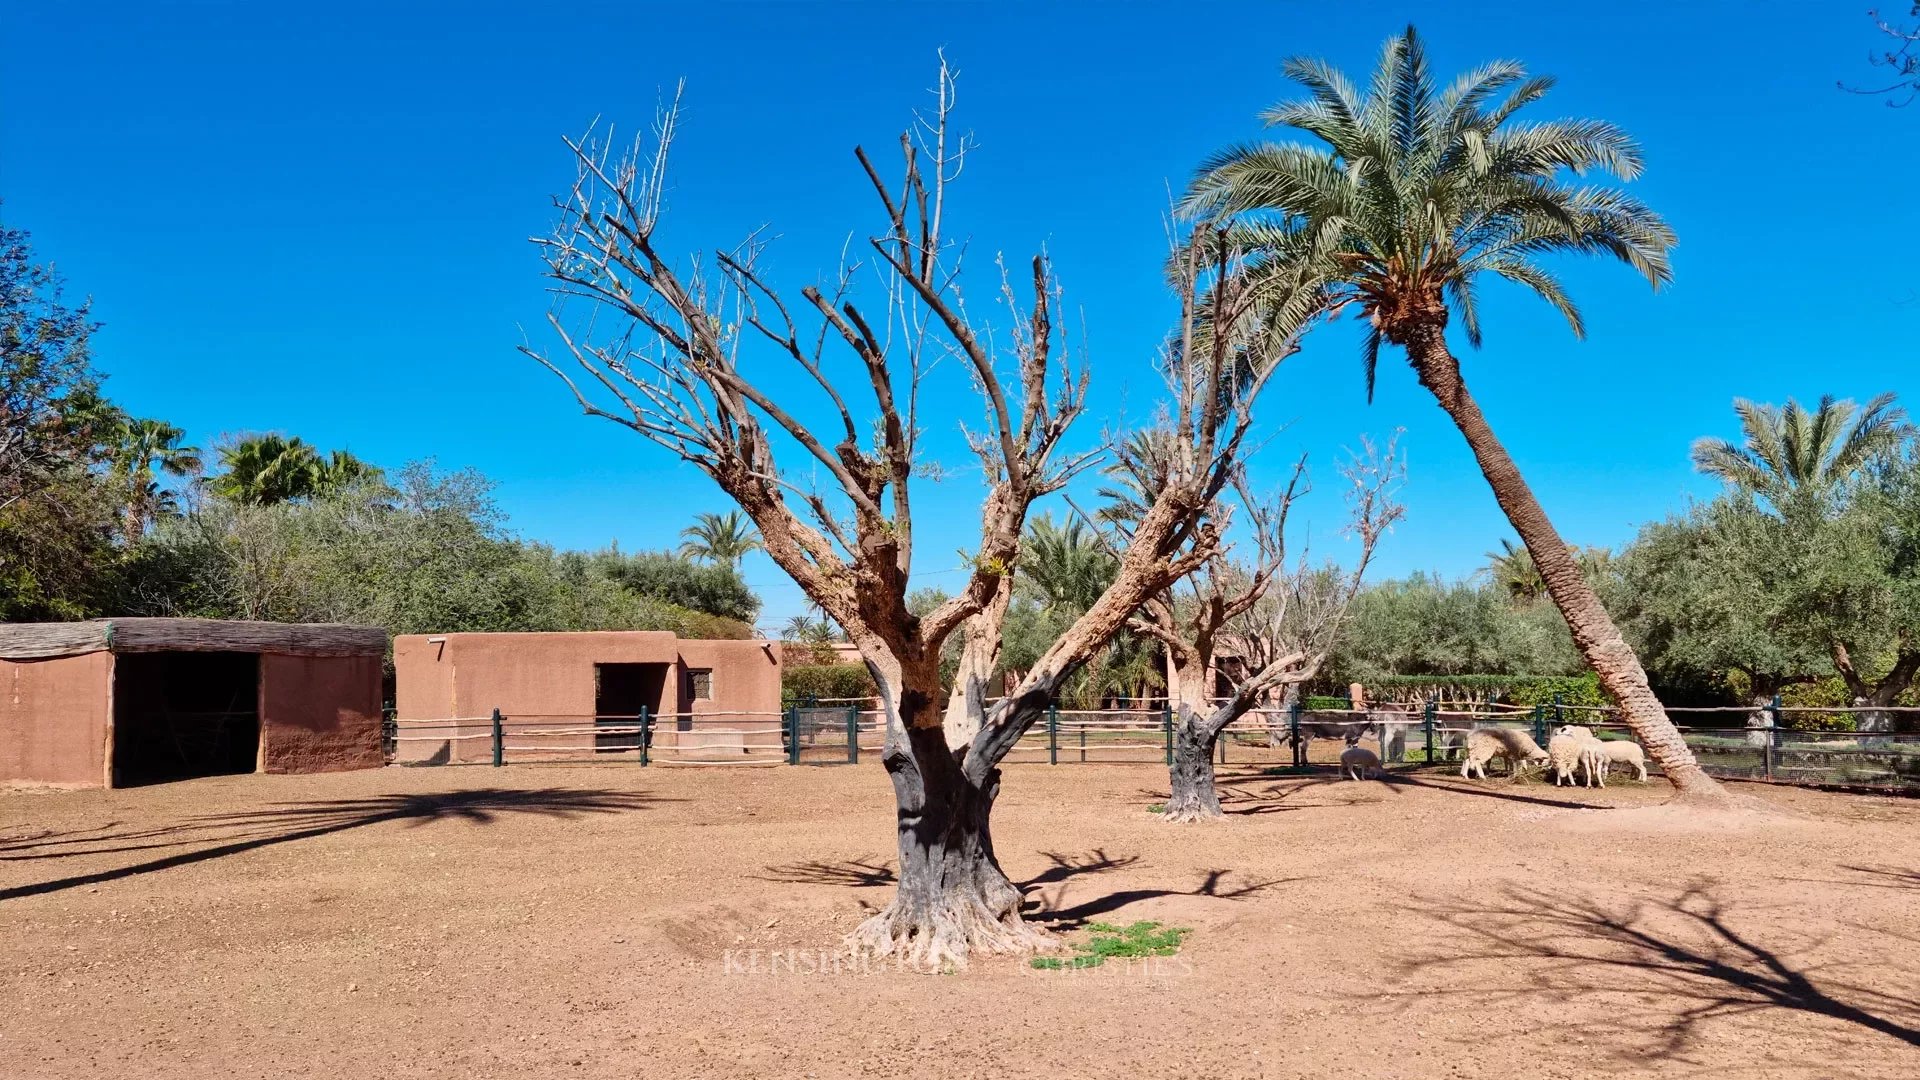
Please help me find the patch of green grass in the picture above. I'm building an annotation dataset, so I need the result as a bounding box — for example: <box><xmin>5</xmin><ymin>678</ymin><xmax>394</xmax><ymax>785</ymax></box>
<box><xmin>1145</xmin><ymin>803</ymin><xmax>1166</xmax><ymax>814</ymax></box>
<box><xmin>1029</xmin><ymin>921</ymin><xmax>1192</xmax><ymax>969</ymax></box>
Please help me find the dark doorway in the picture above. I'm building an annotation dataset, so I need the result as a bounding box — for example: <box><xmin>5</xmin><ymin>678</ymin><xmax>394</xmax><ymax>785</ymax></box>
<box><xmin>594</xmin><ymin>663</ymin><xmax>668</xmax><ymax>752</ymax></box>
<box><xmin>112</xmin><ymin>651</ymin><xmax>261</xmax><ymax>786</ymax></box>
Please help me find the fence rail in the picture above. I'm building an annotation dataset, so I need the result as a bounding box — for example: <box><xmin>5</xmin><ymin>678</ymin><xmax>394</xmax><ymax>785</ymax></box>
<box><xmin>378</xmin><ymin>698</ymin><xmax>1920</xmax><ymax>793</ymax></box>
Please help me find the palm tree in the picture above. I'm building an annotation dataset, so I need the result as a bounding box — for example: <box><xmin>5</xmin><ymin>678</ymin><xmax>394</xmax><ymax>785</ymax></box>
<box><xmin>312</xmin><ymin>449</ymin><xmax>379</xmax><ymax>496</ymax></box>
<box><xmin>1017</xmin><ymin>515</ymin><xmax>1116</xmax><ymax>614</ymax></box>
<box><xmin>210</xmin><ymin>435</ymin><xmax>378</xmax><ymax>505</ymax></box>
<box><xmin>678</xmin><ymin>510</ymin><xmax>762</xmax><ymax>567</ymax></box>
<box><xmin>1181</xmin><ymin>27</ymin><xmax>1723</xmax><ymax>797</ymax></box>
<box><xmin>1483</xmin><ymin>538</ymin><xmax>1546</xmax><ymax>604</ymax></box>
<box><xmin>1691</xmin><ymin>393</ymin><xmax>1909</xmax><ymax>511</ymax></box>
<box><xmin>110</xmin><ymin>417</ymin><xmax>200</xmax><ymax>537</ymax></box>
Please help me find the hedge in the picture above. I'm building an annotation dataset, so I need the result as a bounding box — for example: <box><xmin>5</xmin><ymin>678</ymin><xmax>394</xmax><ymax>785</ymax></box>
<box><xmin>782</xmin><ymin>663</ymin><xmax>877</xmax><ymax>708</ymax></box>
<box><xmin>1328</xmin><ymin>672</ymin><xmax>1608</xmax><ymax>708</ymax></box>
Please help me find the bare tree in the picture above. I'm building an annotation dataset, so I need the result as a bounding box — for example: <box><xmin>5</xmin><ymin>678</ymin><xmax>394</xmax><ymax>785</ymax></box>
<box><xmin>1119</xmin><ymin>436</ymin><xmax>1403</xmax><ymax>822</ymax></box>
<box><xmin>1844</xmin><ymin>5</ymin><xmax>1920</xmax><ymax>105</ymax></box>
<box><xmin>523</xmin><ymin>61</ymin><xmax>1307</xmax><ymax>967</ymax></box>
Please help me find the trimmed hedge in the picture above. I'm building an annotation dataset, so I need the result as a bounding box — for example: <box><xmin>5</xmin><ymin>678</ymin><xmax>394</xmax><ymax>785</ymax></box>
<box><xmin>1341</xmin><ymin>672</ymin><xmax>1607</xmax><ymax>708</ymax></box>
<box><xmin>782</xmin><ymin>663</ymin><xmax>876</xmax><ymax>707</ymax></box>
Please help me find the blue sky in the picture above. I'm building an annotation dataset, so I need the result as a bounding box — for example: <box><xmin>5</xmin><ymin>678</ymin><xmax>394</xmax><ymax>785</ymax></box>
<box><xmin>4</xmin><ymin>2</ymin><xmax>1915</xmax><ymax>631</ymax></box>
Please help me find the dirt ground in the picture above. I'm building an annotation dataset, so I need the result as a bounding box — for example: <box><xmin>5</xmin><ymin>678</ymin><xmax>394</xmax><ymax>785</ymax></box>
<box><xmin>2</xmin><ymin>757</ymin><xmax>1917</xmax><ymax>1079</ymax></box>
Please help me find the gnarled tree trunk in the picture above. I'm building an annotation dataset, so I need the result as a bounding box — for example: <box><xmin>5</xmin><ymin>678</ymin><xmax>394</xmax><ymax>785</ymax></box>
<box><xmin>1165</xmin><ymin>708</ymin><xmax>1227</xmax><ymax>822</ymax></box>
<box><xmin>847</xmin><ymin>669</ymin><xmax>1051</xmax><ymax>969</ymax></box>
<box><xmin>1403</xmin><ymin>324</ymin><xmax>1727</xmax><ymax>801</ymax></box>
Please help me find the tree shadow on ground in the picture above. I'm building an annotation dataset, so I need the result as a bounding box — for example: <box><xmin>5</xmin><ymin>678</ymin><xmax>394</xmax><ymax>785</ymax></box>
<box><xmin>1033</xmin><ymin>868</ymin><xmax>1298</xmax><ymax>927</ymax></box>
<box><xmin>760</xmin><ymin>848</ymin><xmax>1142</xmax><ymax>892</ymax></box>
<box><xmin>0</xmin><ymin>788</ymin><xmax>661</xmax><ymax>902</ymax></box>
<box><xmin>1385</xmin><ymin>881</ymin><xmax>1920</xmax><ymax>1062</ymax></box>
<box><xmin>759</xmin><ymin>853</ymin><xmax>1293</xmax><ymax>928</ymax></box>
<box><xmin>1780</xmin><ymin>864</ymin><xmax>1920</xmax><ymax>892</ymax></box>
<box><xmin>1387</xmin><ymin>773</ymin><xmax>1612</xmax><ymax>810</ymax></box>
<box><xmin>1214</xmin><ymin>773</ymin><xmax>1384</xmax><ymax>814</ymax></box>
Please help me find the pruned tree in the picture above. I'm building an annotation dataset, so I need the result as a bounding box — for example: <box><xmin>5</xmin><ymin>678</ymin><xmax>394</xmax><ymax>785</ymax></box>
<box><xmin>522</xmin><ymin>61</ymin><xmax>1305</xmax><ymax>966</ymax></box>
<box><xmin>1118</xmin><ymin>435</ymin><xmax>1403</xmax><ymax>822</ymax></box>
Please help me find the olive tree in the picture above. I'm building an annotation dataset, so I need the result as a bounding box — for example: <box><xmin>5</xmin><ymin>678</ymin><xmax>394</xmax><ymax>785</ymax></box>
<box><xmin>523</xmin><ymin>65</ymin><xmax>1307</xmax><ymax>966</ymax></box>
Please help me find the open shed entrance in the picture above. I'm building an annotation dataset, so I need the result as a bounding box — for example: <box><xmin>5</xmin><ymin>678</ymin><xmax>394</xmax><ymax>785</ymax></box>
<box><xmin>595</xmin><ymin>663</ymin><xmax>668</xmax><ymax>752</ymax></box>
<box><xmin>112</xmin><ymin>651</ymin><xmax>260</xmax><ymax>786</ymax></box>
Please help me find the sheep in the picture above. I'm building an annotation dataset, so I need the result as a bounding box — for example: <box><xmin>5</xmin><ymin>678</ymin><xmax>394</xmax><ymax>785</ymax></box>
<box><xmin>1555</xmin><ymin>725</ymin><xmax>1611</xmax><ymax>788</ymax></box>
<box><xmin>1546</xmin><ymin>733</ymin><xmax>1593</xmax><ymax>787</ymax></box>
<box><xmin>1339</xmin><ymin>733</ymin><xmax>1382</xmax><ymax>781</ymax></box>
<box><xmin>1598</xmin><ymin>738</ymin><xmax>1648</xmax><ymax>782</ymax></box>
<box><xmin>1459</xmin><ymin>727</ymin><xmax>1550</xmax><ymax>780</ymax></box>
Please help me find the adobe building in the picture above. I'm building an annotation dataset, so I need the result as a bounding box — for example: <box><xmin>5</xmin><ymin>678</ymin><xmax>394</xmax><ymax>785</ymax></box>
<box><xmin>392</xmin><ymin>631</ymin><xmax>782</xmax><ymax>763</ymax></box>
<box><xmin>0</xmin><ymin>618</ymin><xmax>386</xmax><ymax>788</ymax></box>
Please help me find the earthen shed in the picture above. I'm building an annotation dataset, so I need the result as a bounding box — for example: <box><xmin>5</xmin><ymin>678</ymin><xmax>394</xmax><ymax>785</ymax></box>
<box><xmin>0</xmin><ymin>618</ymin><xmax>386</xmax><ymax>788</ymax></box>
<box><xmin>392</xmin><ymin>631</ymin><xmax>783</xmax><ymax>763</ymax></box>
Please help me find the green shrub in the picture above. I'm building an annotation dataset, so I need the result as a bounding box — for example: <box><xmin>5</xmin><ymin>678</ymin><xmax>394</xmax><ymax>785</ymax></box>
<box><xmin>781</xmin><ymin>663</ymin><xmax>876</xmax><ymax>707</ymax></box>
<box><xmin>1355</xmin><ymin>672</ymin><xmax>1606</xmax><ymax>708</ymax></box>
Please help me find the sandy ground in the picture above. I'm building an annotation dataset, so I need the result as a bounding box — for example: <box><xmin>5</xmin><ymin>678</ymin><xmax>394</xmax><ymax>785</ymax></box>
<box><xmin>2</xmin><ymin>756</ymin><xmax>1917</xmax><ymax>1079</ymax></box>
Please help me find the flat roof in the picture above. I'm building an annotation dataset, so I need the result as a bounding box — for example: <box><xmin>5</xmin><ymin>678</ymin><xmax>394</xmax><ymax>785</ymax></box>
<box><xmin>0</xmin><ymin>619</ymin><xmax>387</xmax><ymax>660</ymax></box>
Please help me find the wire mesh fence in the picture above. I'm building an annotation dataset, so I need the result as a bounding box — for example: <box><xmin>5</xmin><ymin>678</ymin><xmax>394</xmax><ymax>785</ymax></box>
<box><xmin>381</xmin><ymin>697</ymin><xmax>1920</xmax><ymax>792</ymax></box>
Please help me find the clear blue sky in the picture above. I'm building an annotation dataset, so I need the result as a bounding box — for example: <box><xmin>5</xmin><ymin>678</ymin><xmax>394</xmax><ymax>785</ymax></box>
<box><xmin>4</xmin><ymin>2</ymin><xmax>1915</xmax><ymax>631</ymax></box>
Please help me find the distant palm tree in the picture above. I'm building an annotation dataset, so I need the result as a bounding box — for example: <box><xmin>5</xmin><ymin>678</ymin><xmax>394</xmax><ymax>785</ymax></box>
<box><xmin>1180</xmin><ymin>27</ymin><xmax>1724</xmax><ymax>797</ymax></box>
<box><xmin>1017</xmin><ymin>515</ymin><xmax>1116</xmax><ymax>614</ymax></box>
<box><xmin>111</xmin><ymin>417</ymin><xmax>200</xmax><ymax>537</ymax></box>
<box><xmin>210</xmin><ymin>434</ymin><xmax>378</xmax><ymax>505</ymax></box>
<box><xmin>1691</xmin><ymin>393</ymin><xmax>1909</xmax><ymax>511</ymax></box>
<box><xmin>1484</xmin><ymin>538</ymin><xmax>1546</xmax><ymax>604</ymax></box>
<box><xmin>678</xmin><ymin>510</ymin><xmax>762</xmax><ymax>567</ymax></box>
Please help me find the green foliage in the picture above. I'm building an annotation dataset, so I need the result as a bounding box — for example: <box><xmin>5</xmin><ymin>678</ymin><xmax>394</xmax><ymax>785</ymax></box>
<box><xmin>588</xmin><ymin>548</ymin><xmax>760</xmax><ymax>623</ymax></box>
<box><xmin>208</xmin><ymin>434</ymin><xmax>379</xmax><ymax>506</ymax></box>
<box><xmin>1358</xmin><ymin>672</ymin><xmax>1605</xmax><ymax>707</ymax></box>
<box><xmin>1333</xmin><ymin>572</ymin><xmax>1582</xmax><ymax>684</ymax></box>
<box><xmin>1181</xmin><ymin>27</ymin><xmax>1674</xmax><ymax>392</ymax></box>
<box><xmin>781</xmin><ymin>663</ymin><xmax>876</xmax><ymax>706</ymax></box>
<box><xmin>1690</xmin><ymin>394</ymin><xmax>1909</xmax><ymax>514</ymax></box>
<box><xmin>1029</xmin><ymin>922</ymin><xmax>1191</xmax><ymax>969</ymax></box>
<box><xmin>120</xmin><ymin>464</ymin><xmax>753</xmax><ymax>640</ymax></box>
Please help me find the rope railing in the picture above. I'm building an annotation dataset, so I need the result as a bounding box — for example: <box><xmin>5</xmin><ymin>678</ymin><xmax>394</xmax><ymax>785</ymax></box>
<box><xmin>381</xmin><ymin>697</ymin><xmax>1919</xmax><ymax>790</ymax></box>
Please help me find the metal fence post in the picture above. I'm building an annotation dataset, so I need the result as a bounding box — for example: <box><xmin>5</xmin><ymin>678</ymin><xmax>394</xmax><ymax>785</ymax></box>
<box><xmin>785</xmin><ymin>705</ymin><xmax>800</xmax><ymax>766</ymax></box>
<box><xmin>490</xmin><ymin>708</ymin><xmax>503</xmax><ymax>768</ymax></box>
<box><xmin>1765</xmin><ymin>693</ymin><xmax>1781</xmax><ymax>780</ymax></box>
<box><xmin>1532</xmin><ymin>704</ymin><xmax>1546</xmax><ymax>748</ymax></box>
<box><xmin>638</xmin><ymin>706</ymin><xmax>651</xmax><ymax>767</ymax></box>
<box><xmin>1163</xmin><ymin>705</ymin><xmax>1174</xmax><ymax>766</ymax></box>
<box><xmin>846</xmin><ymin>704</ymin><xmax>859</xmax><ymax>765</ymax></box>
<box><xmin>1424</xmin><ymin>700</ymin><xmax>1436</xmax><ymax>764</ymax></box>
<box><xmin>1218</xmin><ymin>726</ymin><xmax>1227</xmax><ymax>766</ymax></box>
<box><xmin>1552</xmin><ymin>692</ymin><xmax>1564</xmax><ymax>731</ymax></box>
<box><xmin>1289</xmin><ymin>701</ymin><xmax>1303</xmax><ymax>767</ymax></box>
<box><xmin>1047</xmin><ymin>704</ymin><xmax>1058</xmax><ymax>766</ymax></box>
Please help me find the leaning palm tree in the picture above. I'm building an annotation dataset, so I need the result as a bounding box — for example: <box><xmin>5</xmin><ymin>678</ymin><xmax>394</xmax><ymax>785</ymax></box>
<box><xmin>1691</xmin><ymin>393</ymin><xmax>1908</xmax><ymax>512</ymax></box>
<box><xmin>1181</xmin><ymin>27</ymin><xmax>1725</xmax><ymax>797</ymax></box>
<box><xmin>111</xmin><ymin>417</ymin><xmax>200</xmax><ymax>537</ymax></box>
<box><xmin>678</xmin><ymin>510</ymin><xmax>763</xmax><ymax>567</ymax></box>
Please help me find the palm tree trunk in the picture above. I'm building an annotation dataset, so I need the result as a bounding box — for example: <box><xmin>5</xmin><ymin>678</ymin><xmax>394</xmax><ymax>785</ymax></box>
<box><xmin>1403</xmin><ymin>326</ymin><xmax>1727</xmax><ymax>800</ymax></box>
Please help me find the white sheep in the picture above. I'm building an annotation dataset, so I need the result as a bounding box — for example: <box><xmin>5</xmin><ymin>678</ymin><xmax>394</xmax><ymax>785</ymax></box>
<box><xmin>1340</xmin><ymin>743</ymin><xmax>1382</xmax><ymax>781</ymax></box>
<box><xmin>1546</xmin><ymin>733</ymin><xmax>1594</xmax><ymax>787</ymax></box>
<box><xmin>1459</xmin><ymin>727</ymin><xmax>1549</xmax><ymax>780</ymax></box>
<box><xmin>1598</xmin><ymin>738</ymin><xmax>1647</xmax><ymax>781</ymax></box>
<box><xmin>1555</xmin><ymin>725</ymin><xmax>1611</xmax><ymax>788</ymax></box>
